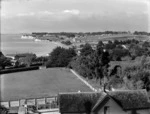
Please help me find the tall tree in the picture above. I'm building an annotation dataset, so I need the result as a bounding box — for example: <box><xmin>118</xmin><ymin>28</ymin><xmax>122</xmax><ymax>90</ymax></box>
<box><xmin>46</xmin><ymin>47</ymin><xmax>76</xmax><ymax>67</ymax></box>
<box><xmin>80</xmin><ymin>43</ymin><xmax>93</xmax><ymax>56</ymax></box>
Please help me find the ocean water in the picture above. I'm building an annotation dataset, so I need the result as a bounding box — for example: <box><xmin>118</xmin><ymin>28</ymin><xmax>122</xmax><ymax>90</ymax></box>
<box><xmin>1</xmin><ymin>34</ymin><xmax>58</xmax><ymax>56</ymax></box>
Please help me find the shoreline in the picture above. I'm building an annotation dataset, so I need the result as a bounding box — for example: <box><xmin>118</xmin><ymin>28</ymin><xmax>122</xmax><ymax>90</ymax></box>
<box><xmin>4</xmin><ymin>41</ymin><xmax>69</xmax><ymax>57</ymax></box>
<box><xmin>2</xmin><ymin>34</ymin><xmax>70</xmax><ymax>58</ymax></box>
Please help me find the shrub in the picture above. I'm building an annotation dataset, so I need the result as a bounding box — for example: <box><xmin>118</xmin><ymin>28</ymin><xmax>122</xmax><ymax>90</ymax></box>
<box><xmin>0</xmin><ymin>66</ymin><xmax>39</xmax><ymax>74</ymax></box>
<box><xmin>46</xmin><ymin>47</ymin><xmax>76</xmax><ymax>68</ymax></box>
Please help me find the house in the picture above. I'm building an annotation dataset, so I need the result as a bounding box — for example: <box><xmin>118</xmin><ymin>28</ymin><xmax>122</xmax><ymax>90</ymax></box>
<box><xmin>58</xmin><ymin>90</ymin><xmax>150</xmax><ymax>114</ymax></box>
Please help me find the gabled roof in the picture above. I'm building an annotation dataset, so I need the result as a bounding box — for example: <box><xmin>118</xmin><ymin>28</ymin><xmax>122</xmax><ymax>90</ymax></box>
<box><xmin>92</xmin><ymin>89</ymin><xmax>150</xmax><ymax>112</ymax></box>
<box><xmin>58</xmin><ymin>90</ymin><xmax>150</xmax><ymax>113</ymax></box>
<box><xmin>58</xmin><ymin>92</ymin><xmax>106</xmax><ymax>113</ymax></box>
<box><xmin>108</xmin><ymin>89</ymin><xmax>150</xmax><ymax>110</ymax></box>
<box><xmin>92</xmin><ymin>94</ymin><xmax>110</xmax><ymax>112</ymax></box>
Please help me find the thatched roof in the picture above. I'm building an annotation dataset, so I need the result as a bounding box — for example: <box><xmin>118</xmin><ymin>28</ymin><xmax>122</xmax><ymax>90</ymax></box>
<box><xmin>58</xmin><ymin>90</ymin><xmax>150</xmax><ymax>113</ymax></box>
<box><xmin>58</xmin><ymin>92</ymin><xmax>106</xmax><ymax>113</ymax></box>
<box><xmin>108</xmin><ymin>89</ymin><xmax>150</xmax><ymax>110</ymax></box>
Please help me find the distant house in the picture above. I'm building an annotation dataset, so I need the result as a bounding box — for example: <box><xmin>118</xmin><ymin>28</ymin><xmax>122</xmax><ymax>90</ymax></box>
<box><xmin>58</xmin><ymin>90</ymin><xmax>150</xmax><ymax>114</ymax></box>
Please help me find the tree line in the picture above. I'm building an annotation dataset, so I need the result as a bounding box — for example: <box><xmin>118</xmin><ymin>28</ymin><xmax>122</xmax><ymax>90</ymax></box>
<box><xmin>1</xmin><ymin>38</ymin><xmax>150</xmax><ymax>90</ymax></box>
<box><xmin>32</xmin><ymin>31</ymin><xmax>150</xmax><ymax>38</ymax></box>
<box><xmin>46</xmin><ymin>39</ymin><xmax>150</xmax><ymax>90</ymax></box>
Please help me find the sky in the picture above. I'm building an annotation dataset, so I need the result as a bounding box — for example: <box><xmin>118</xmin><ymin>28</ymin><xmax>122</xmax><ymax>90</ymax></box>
<box><xmin>1</xmin><ymin>0</ymin><xmax>150</xmax><ymax>33</ymax></box>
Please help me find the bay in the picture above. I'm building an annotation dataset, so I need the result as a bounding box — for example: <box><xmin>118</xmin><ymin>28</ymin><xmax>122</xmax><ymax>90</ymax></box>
<box><xmin>1</xmin><ymin>34</ymin><xmax>59</xmax><ymax>56</ymax></box>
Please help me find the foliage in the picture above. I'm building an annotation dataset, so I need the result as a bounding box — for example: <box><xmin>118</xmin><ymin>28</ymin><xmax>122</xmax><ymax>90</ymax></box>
<box><xmin>111</xmin><ymin>48</ymin><xmax>129</xmax><ymax>61</ymax></box>
<box><xmin>0</xmin><ymin>52</ymin><xmax>12</xmax><ymax>69</ymax></box>
<box><xmin>112</xmin><ymin>56</ymin><xmax>150</xmax><ymax>90</ymax></box>
<box><xmin>0</xmin><ymin>66</ymin><xmax>39</xmax><ymax>74</ymax></box>
<box><xmin>0</xmin><ymin>51</ymin><xmax>4</xmax><ymax>57</ymax></box>
<box><xmin>15</xmin><ymin>53</ymin><xmax>37</xmax><ymax>67</ymax></box>
<box><xmin>70</xmin><ymin>44</ymin><xmax>110</xmax><ymax>86</ymax></box>
<box><xmin>61</xmin><ymin>40</ymin><xmax>72</xmax><ymax>45</ymax></box>
<box><xmin>134</xmin><ymin>31</ymin><xmax>150</xmax><ymax>35</ymax></box>
<box><xmin>0</xmin><ymin>105</ymin><xmax>9</xmax><ymax>114</ymax></box>
<box><xmin>80</xmin><ymin>43</ymin><xmax>94</xmax><ymax>56</ymax></box>
<box><xmin>71</xmin><ymin>38</ymin><xmax>150</xmax><ymax>90</ymax></box>
<box><xmin>46</xmin><ymin>47</ymin><xmax>76</xmax><ymax>67</ymax></box>
<box><xmin>104</xmin><ymin>41</ymin><xmax>116</xmax><ymax>50</ymax></box>
<box><xmin>129</xmin><ymin>43</ymin><xmax>145</xmax><ymax>59</ymax></box>
<box><xmin>96</xmin><ymin>41</ymin><xmax>104</xmax><ymax>51</ymax></box>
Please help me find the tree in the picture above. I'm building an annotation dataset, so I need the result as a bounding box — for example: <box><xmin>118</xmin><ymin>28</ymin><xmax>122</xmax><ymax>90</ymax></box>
<box><xmin>0</xmin><ymin>105</ymin><xmax>9</xmax><ymax>114</ymax></box>
<box><xmin>15</xmin><ymin>53</ymin><xmax>37</xmax><ymax>67</ymax></box>
<box><xmin>129</xmin><ymin>43</ymin><xmax>144</xmax><ymax>59</ymax></box>
<box><xmin>80</xmin><ymin>43</ymin><xmax>93</xmax><ymax>56</ymax></box>
<box><xmin>0</xmin><ymin>53</ymin><xmax>11</xmax><ymax>69</ymax></box>
<box><xmin>104</xmin><ymin>41</ymin><xmax>116</xmax><ymax>50</ymax></box>
<box><xmin>61</xmin><ymin>40</ymin><xmax>72</xmax><ymax>45</ymax></box>
<box><xmin>114</xmin><ymin>40</ymin><xmax>120</xmax><ymax>45</ymax></box>
<box><xmin>46</xmin><ymin>47</ymin><xmax>76</xmax><ymax>67</ymax></box>
<box><xmin>100</xmin><ymin>50</ymin><xmax>110</xmax><ymax>86</ymax></box>
<box><xmin>97</xmin><ymin>41</ymin><xmax>104</xmax><ymax>51</ymax></box>
<box><xmin>110</xmin><ymin>48</ymin><xmax>129</xmax><ymax>61</ymax></box>
<box><xmin>0</xmin><ymin>51</ymin><xmax>4</xmax><ymax>57</ymax></box>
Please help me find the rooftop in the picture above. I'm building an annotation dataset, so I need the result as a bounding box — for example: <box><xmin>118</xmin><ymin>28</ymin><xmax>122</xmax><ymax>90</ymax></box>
<box><xmin>58</xmin><ymin>90</ymin><xmax>150</xmax><ymax>113</ymax></box>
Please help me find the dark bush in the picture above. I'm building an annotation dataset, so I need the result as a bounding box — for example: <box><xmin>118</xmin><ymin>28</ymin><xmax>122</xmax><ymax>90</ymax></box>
<box><xmin>30</xmin><ymin>63</ymin><xmax>43</xmax><ymax>67</ymax></box>
<box><xmin>46</xmin><ymin>47</ymin><xmax>76</xmax><ymax>68</ymax></box>
<box><xmin>0</xmin><ymin>66</ymin><xmax>39</xmax><ymax>74</ymax></box>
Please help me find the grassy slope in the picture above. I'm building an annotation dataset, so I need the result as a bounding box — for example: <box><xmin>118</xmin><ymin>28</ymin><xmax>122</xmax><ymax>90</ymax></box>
<box><xmin>1</xmin><ymin>68</ymin><xmax>92</xmax><ymax>101</ymax></box>
<box><xmin>84</xmin><ymin>56</ymin><xmax>150</xmax><ymax>90</ymax></box>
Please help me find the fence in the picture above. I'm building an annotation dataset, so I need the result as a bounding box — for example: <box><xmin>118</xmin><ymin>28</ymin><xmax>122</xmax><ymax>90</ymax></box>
<box><xmin>0</xmin><ymin>96</ymin><xmax>58</xmax><ymax>110</ymax></box>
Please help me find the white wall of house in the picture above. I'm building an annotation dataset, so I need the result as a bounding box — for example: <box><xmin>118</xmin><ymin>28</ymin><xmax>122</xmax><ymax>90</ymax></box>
<box><xmin>96</xmin><ymin>98</ymin><xmax>150</xmax><ymax>114</ymax></box>
<box><xmin>97</xmin><ymin>98</ymin><xmax>127</xmax><ymax>114</ymax></box>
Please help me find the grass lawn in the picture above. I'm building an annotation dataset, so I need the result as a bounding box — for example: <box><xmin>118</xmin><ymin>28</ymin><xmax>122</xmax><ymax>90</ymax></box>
<box><xmin>0</xmin><ymin>68</ymin><xmax>92</xmax><ymax>101</ymax></box>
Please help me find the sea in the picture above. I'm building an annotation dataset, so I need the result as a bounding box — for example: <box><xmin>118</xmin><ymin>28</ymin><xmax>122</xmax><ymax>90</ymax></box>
<box><xmin>0</xmin><ymin>34</ymin><xmax>59</xmax><ymax>57</ymax></box>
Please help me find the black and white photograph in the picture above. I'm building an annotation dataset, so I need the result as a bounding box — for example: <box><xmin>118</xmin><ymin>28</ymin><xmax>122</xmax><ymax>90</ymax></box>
<box><xmin>0</xmin><ymin>0</ymin><xmax>150</xmax><ymax>114</ymax></box>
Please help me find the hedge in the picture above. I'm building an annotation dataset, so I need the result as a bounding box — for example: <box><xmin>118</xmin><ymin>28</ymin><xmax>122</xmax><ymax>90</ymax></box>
<box><xmin>30</xmin><ymin>63</ymin><xmax>43</xmax><ymax>67</ymax></box>
<box><xmin>0</xmin><ymin>66</ymin><xmax>39</xmax><ymax>74</ymax></box>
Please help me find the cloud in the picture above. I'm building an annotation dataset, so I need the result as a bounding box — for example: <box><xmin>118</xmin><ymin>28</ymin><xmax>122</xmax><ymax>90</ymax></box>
<box><xmin>38</xmin><ymin>11</ymin><xmax>54</xmax><ymax>15</ymax></box>
<box><xmin>115</xmin><ymin>0</ymin><xmax>149</xmax><ymax>3</ymax></box>
<box><xmin>63</xmin><ymin>9</ymin><xmax>80</xmax><ymax>15</ymax></box>
<box><xmin>17</xmin><ymin>12</ymin><xmax>35</xmax><ymax>17</ymax></box>
<box><xmin>1</xmin><ymin>12</ymin><xmax>6</xmax><ymax>17</ymax></box>
<box><xmin>1</xmin><ymin>0</ymin><xmax>149</xmax><ymax>33</ymax></box>
<box><xmin>16</xmin><ymin>11</ymin><xmax>53</xmax><ymax>17</ymax></box>
<box><xmin>1</xmin><ymin>10</ymin><xmax>148</xmax><ymax>33</ymax></box>
<box><xmin>1</xmin><ymin>0</ymin><xmax>30</xmax><ymax>2</ymax></box>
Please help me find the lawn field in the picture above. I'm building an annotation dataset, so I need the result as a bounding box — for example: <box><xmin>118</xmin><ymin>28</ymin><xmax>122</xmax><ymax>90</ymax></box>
<box><xmin>0</xmin><ymin>68</ymin><xmax>92</xmax><ymax>101</ymax></box>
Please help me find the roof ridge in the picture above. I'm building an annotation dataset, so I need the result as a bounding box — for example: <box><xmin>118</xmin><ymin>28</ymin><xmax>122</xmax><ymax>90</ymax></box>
<box><xmin>92</xmin><ymin>93</ymin><xmax>108</xmax><ymax>111</ymax></box>
<box><xmin>109</xmin><ymin>89</ymin><xmax>147</xmax><ymax>92</ymax></box>
<box><xmin>58</xmin><ymin>91</ymin><xmax>103</xmax><ymax>94</ymax></box>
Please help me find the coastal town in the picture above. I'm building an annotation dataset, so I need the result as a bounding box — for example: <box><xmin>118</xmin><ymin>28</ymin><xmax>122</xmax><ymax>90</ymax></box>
<box><xmin>1</xmin><ymin>31</ymin><xmax>150</xmax><ymax>114</ymax></box>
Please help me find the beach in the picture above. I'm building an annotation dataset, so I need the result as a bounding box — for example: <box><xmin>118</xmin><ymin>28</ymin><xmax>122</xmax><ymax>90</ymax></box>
<box><xmin>1</xmin><ymin>34</ymin><xmax>67</xmax><ymax>57</ymax></box>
